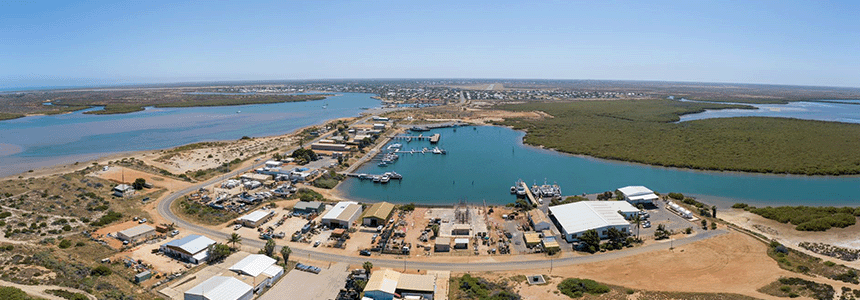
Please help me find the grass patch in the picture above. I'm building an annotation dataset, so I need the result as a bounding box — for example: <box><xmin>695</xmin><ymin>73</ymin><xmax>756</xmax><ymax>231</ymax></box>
<box><xmin>768</xmin><ymin>241</ymin><xmax>860</xmax><ymax>284</ymax></box>
<box><xmin>450</xmin><ymin>274</ymin><xmax>520</xmax><ymax>300</ymax></box>
<box><xmin>758</xmin><ymin>277</ymin><xmax>834</xmax><ymax>300</ymax></box>
<box><xmin>173</xmin><ymin>198</ymin><xmax>240</xmax><ymax>226</ymax></box>
<box><xmin>498</xmin><ymin>99</ymin><xmax>860</xmax><ymax>175</ymax></box>
<box><xmin>312</xmin><ymin>170</ymin><xmax>345</xmax><ymax>189</ymax></box>
<box><xmin>747</xmin><ymin>206</ymin><xmax>860</xmax><ymax>231</ymax></box>
<box><xmin>557</xmin><ymin>278</ymin><xmax>609</xmax><ymax>298</ymax></box>
<box><xmin>0</xmin><ymin>286</ymin><xmax>44</xmax><ymax>300</ymax></box>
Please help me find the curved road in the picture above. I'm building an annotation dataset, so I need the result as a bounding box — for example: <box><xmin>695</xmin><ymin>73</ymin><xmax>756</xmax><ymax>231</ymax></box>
<box><xmin>155</xmin><ymin>116</ymin><xmax>727</xmax><ymax>272</ymax></box>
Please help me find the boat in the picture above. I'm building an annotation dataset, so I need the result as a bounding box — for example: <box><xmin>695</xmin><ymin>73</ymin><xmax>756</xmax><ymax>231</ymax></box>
<box><xmin>514</xmin><ymin>179</ymin><xmax>527</xmax><ymax>197</ymax></box>
<box><xmin>432</xmin><ymin>147</ymin><xmax>442</xmax><ymax>154</ymax></box>
<box><xmin>358</xmin><ymin>174</ymin><xmax>368</xmax><ymax>179</ymax></box>
<box><xmin>236</xmin><ymin>110</ymin><xmax>241</xmax><ymax>113</ymax></box>
<box><xmin>380</xmin><ymin>174</ymin><xmax>390</xmax><ymax>183</ymax></box>
<box><xmin>378</xmin><ymin>161</ymin><xmax>387</xmax><ymax>167</ymax></box>
<box><xmin>387</xmin><ymin>171</ymin><xmax>402</xmax><ymax>179</ymax></box>
<box><xmin>510</xmin><ymin>186</ymin><xmax>517</xmax><ymax>194</ymax></box>
<box><xmin>322</xmin><ymin>103</ymin><xmax>328</xmax><ymax>109</ymax></box>
<box><xmin>372</xmin><ymin>176</ymin><xmax>381</xmax><ymax>183</ymax></box>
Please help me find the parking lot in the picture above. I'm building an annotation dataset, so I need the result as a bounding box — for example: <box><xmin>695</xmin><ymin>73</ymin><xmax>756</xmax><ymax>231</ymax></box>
<box><xmin>634</xmin><ymin>201</ymin><xmax>698</xmax><ymax>238</ymax></box>
<box><xmin>259</xmin><ymin>262</ymin><xmax>349</xmax><ymax>300</ymax></box>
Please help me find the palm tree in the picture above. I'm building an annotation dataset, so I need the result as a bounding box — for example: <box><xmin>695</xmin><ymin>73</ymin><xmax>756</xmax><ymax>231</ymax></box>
<box><xmin>363</xmin><ymin>261</ymin><xmax>373</xmax><ymax>275</ymax></box>
<box><xmin>632</xmin><ymin>215</ymin><xmax>641</xmax><ymax>240</ymax></box>
<box><xmin>280</xmin><ymin>245</ymin><xmax>292</xmax><ymax>264</ymax></box>
<box><xmin>228</xmin><ymin>233</ymin><xmax>242</xmax><ymax>250</ymax></box>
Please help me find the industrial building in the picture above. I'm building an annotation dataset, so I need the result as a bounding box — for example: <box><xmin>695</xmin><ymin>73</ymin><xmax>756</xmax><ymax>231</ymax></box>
<box><xmin>184</xmin><ymin>276</ymin><xmax>253</xmax><ymax>300</ymax></box>
<box><xmin>321</xmin><ymin>201</ymin><xmax>362</xmax><ymax>229</ymax></box>
<box><xmin>229</xmin><ymin>254</ymin><xmax>284</xmax><ymax>293</ymax></box>
<box><xmin>310</xmin><ymin>142</ymin><xmax>352</xmax><ymax>152</ymax></box>
<box><xmin>117</xmin><ymin>224</ymin><xmax>156</xmax><ymax>242</ymax></box>
<box><xmin>602</xmin><ymin>201</ymin><xmax>641</xmax><ymax>219</ymax></box>
<box><xmin>362</xmin><ymin>202</ymin><xmax>395</xmax><ymax>227</ymax></box>
<box><xmin>434</xmin><ymin>237</ymin><xmax>451</xmax><ymax>252</ymax></box>
<box><xmin>112</xmin><ymin>184</ymin><xmax>135</xmax><ymax>198</ymax></box>
<box><xmin>237</xmin><ymin>210</ymin><xmax>275</xmax><ymax>228</ymax></box>
<box><xmin>548</xmin><ymin>201</ymin><xmax>632</xmax><ymax>242</ymax></box>
<box><xmin>293</xmin><ymin>201</ymin><xmax>326</xmax><ymax>215</ymax></box>
<box><xmin>528</xmin><ymin>210</ymin><xmax>553</xmax><ymax>231</ymax></box>
<box><xmin>617</xmin><ymin>186</ymin><xmax>658</xmax><ymax>205</ymax></box>
<box><xmin>454</xmin><ymin>238</ymin><xmax>469</xmax><ymax>249</ymax></box>
<box><xmin>523</xmin><ymin>232</ymin><xmax>542</xmax><ymax>248</ymax></box>
<box><xmin>161</xmin><ymin>235</ymin><xmax>217</xmax><ymax>264</ymax></box>
<box><xmin>363</xmin><ymin>269</ymin><xmax>436</xmax><ymax>300</ymax></box>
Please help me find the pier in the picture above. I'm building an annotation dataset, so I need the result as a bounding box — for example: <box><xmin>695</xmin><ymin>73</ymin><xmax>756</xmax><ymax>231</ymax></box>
<box><xmin>521</xmin><ymin>181</ymin><xmax>540</xmax><ymax>207</ymax></box>
<box><xmin>392</xmin><ymin>133</ymin><xmax>441</xmax><ymax>143</ymax></box>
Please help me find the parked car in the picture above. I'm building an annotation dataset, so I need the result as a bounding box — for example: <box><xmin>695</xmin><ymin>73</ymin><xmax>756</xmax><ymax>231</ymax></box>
<box><xmin>642</xmin><ymin>221</ymin><xmax>651</xmax><ymax>228</ymax></box>
<box><xmin>359</xmin><ymin>249</ymin><xmax>371</xmax><ymax>256</ymax></box>
<box><xmin>234</xmin><ymin>224</ymin><xmax>242</xmax><ymax>230</ymax></box>
<box><xmin>313</xmin><ymin>240</ymin><xmax>321</xmax><ymax>247</ymax></box>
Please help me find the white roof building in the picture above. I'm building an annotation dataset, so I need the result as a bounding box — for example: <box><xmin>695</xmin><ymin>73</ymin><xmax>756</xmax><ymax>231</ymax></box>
<box><xmin>229</xmin><ymin>254</ymin><xmax>277</xmax><ymax>277</ymax></box>
<box><xmin>237</xmin><ymin>210</ymin><xmax>273</xmax><ymax>227</ymax></box>
<box><xmin>364</xmin><ymin>269</ymin><xmax>435</xmax><ymax>300</ymax></box>
<box><xmin>548</xmin><ymin>201</ymin><xmax>632</xmax><ymax>242</ymax></box>
<box><xmin>321</xmin><ymin>201</ymin><xmax>362</xmax><ymax>229</ymax></box>
<box><xmin>161</xmin><ymin>234</ymin><xmax>216</xmax><ymax>264</ymax></box>
<box><xmin>617</xmin><ymin>186</ymin><xmax>658</xmax><ymax>204</ymax></box>
<box><xmin>184</xmin><ymin>276</ymin><xmax>253</xmax><ymax>300</ymax></box>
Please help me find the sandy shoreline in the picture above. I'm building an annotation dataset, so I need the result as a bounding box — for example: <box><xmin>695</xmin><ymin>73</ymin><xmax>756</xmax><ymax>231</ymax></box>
<box><xmin>0</xmin><ymin>143</ymin><xmax>23</xmax><ymax>156</ymax></box>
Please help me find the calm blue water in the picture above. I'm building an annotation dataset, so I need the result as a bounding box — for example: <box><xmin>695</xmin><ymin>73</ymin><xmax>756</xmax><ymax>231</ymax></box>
<box><xmin>679</xmin><ymin>100</ymin><xmax>860</xmax><ymax>124</ymax></box>
<box><xmin>0</xmin><ymin>93</ymin><xmax>380</xmax><ymax>177</ymax></box>
<box><xmin>337</xmin><ymin>126</ymin><xmax>860</xmax><ymax>207</ymax></box>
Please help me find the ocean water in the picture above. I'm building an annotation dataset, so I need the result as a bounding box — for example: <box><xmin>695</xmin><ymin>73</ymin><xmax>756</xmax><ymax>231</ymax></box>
<box><xmin>0</xmin><ymin>93</ymin><xmax>380</xmax><ymax>177</ymax></box>
<box><xmin>337</xmin><ymin>126</ymin><xmax>860</xmax><ymax>207</ymax></box>
<box><xmin>679</xmin><ymin>100</ymin><xmax>860</xmax><ymax>124</ymax></box>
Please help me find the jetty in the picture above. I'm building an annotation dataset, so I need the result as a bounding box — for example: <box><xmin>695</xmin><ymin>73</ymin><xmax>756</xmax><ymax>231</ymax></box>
<box><xmin>392</xmin><ymin>133</ymin><xmax>441</xmax><ymax>143</ymax></box>
<box><xmin>521</xmin><ymin>181</ymin><xmax>540</xmax><ymax>207</ymax></box>
<box><xmin>408</xmin><ymin>121</ymin><xmax>466</xmax><ymax>132</ymax></box>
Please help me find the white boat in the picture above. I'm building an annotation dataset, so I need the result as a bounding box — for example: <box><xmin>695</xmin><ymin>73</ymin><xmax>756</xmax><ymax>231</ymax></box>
<box><xmin>380</xmin><ymin>174</ymin><xmax>390</xmax><ymax>183</ymax></box>
<box><xmin>372</xmin><ymin>176</ymin><xmax>381</xmax><ymax>183</ymax></box>
<box><xmin>510</xmin><ymin>186</ymin><xmax>517</xmax><ymax>194</ymax></box>
<box><xmin>388</xmin><ymin>171</ymin><xmax>402</xmax><ymax>179</ymax></box>
<box><xmin>432</xmin><ymin>147</ymin><xmax>442</xmax><ymax>154</ymax></box>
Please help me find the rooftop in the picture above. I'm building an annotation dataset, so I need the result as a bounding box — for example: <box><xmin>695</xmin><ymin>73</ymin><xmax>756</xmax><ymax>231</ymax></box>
<box><xmin>239</xmin><ymin>210</ymin><xmax>271</xmax><ymax>223</ymax></box>
<box><xmin>229</xmin><ymin>254</ymin><xmax>277</xmax><ymax>277</ymax></box>
<box><xmin>164</xmin><ymin>234</ymin><xmax>216</xmax><ymax>255</ymax></box>
<box><xmin>618</xmin><ymin>186</ymin><xmax>656</xmax><ymax>197</ymax></box>
<box><xmin>363</xmin><ymin>202</ymin><xmax>395</xmax><ymax>221</ymax></box>
<box><xmin>365</xmin><ymin>269</ymin><xmax>435</xmax><ymax>295</ymax></box>
<box><xmin>294</xmin><ymin>201</ymin><xmax>324</xmax><ymax>211</ymax></box>
<box><xmin>322</xmin><ymin>201</ymin><xmax>361</xmax><ymax>221</ymax></box>
<box><xmin>548</xmin><ymin>201</ymin><xmax>631</xmax><ymax>235</ymax></box>
<box><xmin>185</xmin><ymin>276</ymin><xmax>252</xmax><ymax>300</ymax></box>
<box><xmin>118</xmin><ymin>224</ymin><xmax>155</xmax><ymax>237</ymax></box>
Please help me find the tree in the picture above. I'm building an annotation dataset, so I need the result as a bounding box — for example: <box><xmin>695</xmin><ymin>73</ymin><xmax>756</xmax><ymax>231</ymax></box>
<box><xmin>632</xmin><ymin>215</ymin><xmax>641</xmax><ymax>240</ymax></box>
<box><xmin>712</xmin><ymin>205</ymin><xmax>717</xmax><ymax>218</ymax></box>
<box><xmin>280</xmin><ymin>245</ymin><xmax>292</xmax><ymax>265</ymax></box>
<box><xmin>363</xmin><ymin>261</ymin><xmax>373</xmax><ymax>275</ymax></box>
<box><xmin>701</xmin><ymin>219</ymin><xmax>708</xmax><ymax>230</ymax></box>
<box><xmin>228</xmin><ymin>233</ymin><xmax>242</xmax><ymax>250</ymax></box>
<box><xmin>263</xmin><ymin>239</ymin><xmax>276</xmax><ymax>257</ymax></box>
<box><xmin>209</xmin><ymin>243</ymin><xmax>232</xmax><ymax>262</ymax></box>
<box><xmin>580</xmin><ymin>229</ymin><xmax>600</xmax><ymax>253</ymax></box>
<box><xmin>132</xmin><ymin>178</ymin><xmax>146</xmax><ymax>190</ymax></box>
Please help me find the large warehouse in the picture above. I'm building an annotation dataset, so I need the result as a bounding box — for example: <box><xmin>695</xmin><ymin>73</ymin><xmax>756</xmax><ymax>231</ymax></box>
<box><xmin>161</xmin><ymin>234</ymin><xmax>216</xmax><ymax>264</ymax></box>
<box><xmin>548</xmin><ymin>201</ymin><xmax>633</xmax><ymax>242</ymax></box>
<box><xmin>617</xmin><ymin>186</ymin><xmax>658</xmax><ymax>205</ymax></box>
<box><xmin>362</xmin><ymin>201</ymin><xmax>394</xmax><ymax>227</ymax></box>
<box><xmin>184</xmin><ymin>276</ymin><xmax>253</xmax><ymax>300</ymax></box>
<box><xmin>229</xmin><ymin>254</ymin><xmax>284</xmax><ymax>294</ymax></box>
<box><xmin>321</xmin><ymin>201</ymin><xmax>362</xmax><ymax>229</ymax></box>
<box><xmin>237</xmin><ymin>210</ymin><xmax>275</xmax><ymax>228</ymax></box>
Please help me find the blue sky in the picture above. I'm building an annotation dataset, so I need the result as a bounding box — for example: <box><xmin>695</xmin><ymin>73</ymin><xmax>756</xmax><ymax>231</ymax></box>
<box><xmin>2</xmin><ymin>1</ymin><xmax>859</xmax><ymax>89</ymax></box>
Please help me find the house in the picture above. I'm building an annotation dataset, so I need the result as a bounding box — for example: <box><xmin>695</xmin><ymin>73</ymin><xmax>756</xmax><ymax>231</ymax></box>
<box><xmin>434</xmin><ymin>237</ymin><xmax>450</xmax><ymax>252</ymax></box>
<box><xmin>293</xmin><ymin>201</ymin><xmax>325</xmax><ymax>215</ymax></box>
<box><xmin>372</xmin><ymin>123</ymin><xmax>386</xmax><ymax>130</ymax></box>
<box><xmin>112</xmin><ymin>184</ymin><xmax>135</xmax><ymax>198</ymax></box>
<box><xmin>617</xmin><ymin>186</ymin><xmax>658</xmax><ymax>205</ymax></box>
<box><xmin>161</xmin><ymin>234</ymin><xmax>216</xmax><ymax>264</ymax></box>
<box><xmin>321</xmin><ymin>201</ymin><xmax>362</xmax><ymax>229</ymax></box>
<box><xmin>117</xmin><ymin>224</ymin><xmax>156</xmax><ymax>242</ymax></box>
<box><xmin>528</xmin><ymin>210</ymin><xmax>553</xmax><ymax>231</ymax></box>
<box><xmin>237</xmin><ymin>210</ymin><xmax>275</xmax><ymax>228</ymax></box>
<box><xmin>362</xmin><ymin>202</ymin><xmax>395</xmax><ymax>227</ymax></box>
<box><xmin>363</xmin><ymin>269</ymin><xmax>436</xmax><ymax>300</ymax></box>
<box><xmin>547</xmin><ymin>201</ymin><xmax>632</xmax><ymax>243</ymax></box>
<box><xmin>229</xmin><ymin>254</ymin><xmax>284</xmax><ymax>293</ymax></box>
<box><xmin>184</xmin><ymin>276</ymin><xmax>253</xmax><ymax>300</ymax></box>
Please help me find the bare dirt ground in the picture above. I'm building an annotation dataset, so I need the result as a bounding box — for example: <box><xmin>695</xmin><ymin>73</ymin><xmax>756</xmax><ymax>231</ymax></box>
<box><xmin>93</xmin><ymin>220</ymin><xmax>140</xmax><ymax>249</ymax></box>
<box><xmin>478</xmin><ymin>231</ymin><xmax>795</xmax><ymax>300</ymax></box>
<box><xmin>0</xmin><ymin>279</ymin><xmax>97</xmax><ymax>300</ymax></box>
<box><xmin>721</xmin><ymin>208</ymin><xmax>860</xmax><ymax>269</ymax></box>
<box><xmin>95</xmin><ymin>165</ymin><xmax>191</xmax><ymax>190</ymax></box>
<box><xmin>125</xmin><ymin>241</ymin><xmax>188</xmax><ymax>274</ymax></box>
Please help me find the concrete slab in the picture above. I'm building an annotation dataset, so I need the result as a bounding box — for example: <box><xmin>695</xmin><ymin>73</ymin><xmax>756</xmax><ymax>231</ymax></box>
<box><xmin>259</xmin><ymin>262</ymin><xmax>349</xmax><ymax>300</ymax></box>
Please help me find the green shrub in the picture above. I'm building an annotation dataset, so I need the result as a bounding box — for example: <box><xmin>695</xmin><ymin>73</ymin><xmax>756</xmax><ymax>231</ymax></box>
<box><xmin>667</xmin><ymin>193</ymin><xmax>684</xmax><ymax>200</ymax></box>
<box><xmin>58</xmin><ymin>239</ymin><xmax>72</xmax><ymax>249</ymax></box>
<box><xmin>732</xmin><ymin>203</ymin><xmax>749</xmax><ymax>209</ymax></box>
<box><xmin>750</xmin><ymin>206</ymin><xmax>858</xmax><ymax>231</ymax></box>
<box><xmin>90</xmin><ymin>265</ymin><xmax>112</xmax><ymax>276</ymax></box>
<box><xmin>557</xmin><ymin>278</ymin><xmax>610</xmax><ymax>298</ymax></box>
